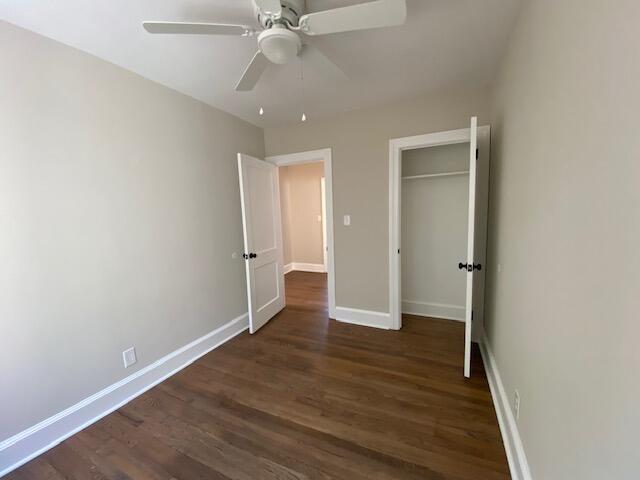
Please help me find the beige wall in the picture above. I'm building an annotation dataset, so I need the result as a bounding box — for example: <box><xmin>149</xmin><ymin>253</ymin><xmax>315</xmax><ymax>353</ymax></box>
<box><xmin>265</xmin><ymin>88</ymin><xmax>490</xmax><ymax>312</ymax></box>
<box><xmin>279</xmin><ymin>162</ymin><xmax>325</xmax><ymax>266</ymax></box>
<box><xmin>0</xmin><ymin>21</ymin><xmax>264</xmax><ymax>440</ymax></box>
<box><xmin>486</xmin><ymin>0</ymin><xmax>640</xmax><ymax>478</ymax></box>
<box><xmin>278</xmin><ymin>166</ymin><xmax>293</xmax><ymax>265</ymax></box>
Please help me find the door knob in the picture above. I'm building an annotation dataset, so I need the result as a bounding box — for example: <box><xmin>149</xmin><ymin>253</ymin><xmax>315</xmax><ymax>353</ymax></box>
<box><xmin>458</xmin><ymin>262</ymin><xmax>481</xmax><ymax>271</ymax></box>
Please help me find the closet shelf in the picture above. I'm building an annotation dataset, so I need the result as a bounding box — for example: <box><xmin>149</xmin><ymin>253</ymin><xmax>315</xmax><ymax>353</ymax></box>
<box><xmin>402</xmin><ymin>170</ymin><xmax>470</xmax><ymax>180</ymax></box>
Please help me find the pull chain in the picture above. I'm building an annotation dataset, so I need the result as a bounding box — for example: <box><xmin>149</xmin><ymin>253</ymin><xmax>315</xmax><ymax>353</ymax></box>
<box><xmin>300</xmin><ymin>55</ymin><xmax>306</xmax><ymax>122</ymax></box>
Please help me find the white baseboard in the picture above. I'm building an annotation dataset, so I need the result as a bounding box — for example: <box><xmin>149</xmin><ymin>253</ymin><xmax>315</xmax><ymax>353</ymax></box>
<box><xmin>0</xmin><ymin>313</ymin><xmax>249</xmax><ymax>477</ymax></box>
<box><xmin>284</xmin><ymin>262</ymin><xmax>326</xmax><ymax>274</ymax></box>
<box><xmin>402</xmin><ymin>300</ymin><xmax>465</xmax><ymax>321</ymax></box>
<box><xmin>479</xmin><ymin>333</ymin><xmax>532</xmax><ymax>480</ymax></box>
<box><xmin>334</xmin><ymin>306</ymin><xmax>391</xmax><ymax>329</ymax></box>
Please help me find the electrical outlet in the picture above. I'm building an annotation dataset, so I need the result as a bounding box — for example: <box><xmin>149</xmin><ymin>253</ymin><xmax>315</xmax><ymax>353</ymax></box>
<box><xmin>122</xmin><ymin>347</ymin><xmax>137</xmax><ymax>368</ymax></box>
<box><xmin>343</xmin><ymin>214</ymin><xmax>351</xmax><ymax>226</ymax></box>
<box><xmin>514</xmin><ymin>389</ymin><xmax>521</xmax><ymax>420</ymax></box>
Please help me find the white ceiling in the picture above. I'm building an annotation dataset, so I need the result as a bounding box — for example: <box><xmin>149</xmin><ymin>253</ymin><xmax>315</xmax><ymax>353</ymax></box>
<box><xmin>0</xmin><ymin>0</ymin><xmax>521</xmax><ymax>127</ymax></box>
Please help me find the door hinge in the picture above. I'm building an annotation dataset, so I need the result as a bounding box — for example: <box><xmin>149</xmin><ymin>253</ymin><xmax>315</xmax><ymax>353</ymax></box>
<box><xmin>398</xmin><ymin>248</ymin><xmax>400</xmax><ymax>254</ymax></box>
<box><xmin>475</xmin><ymin>148</ymin><xmax>479</xmax><ymax>160</ymax></box>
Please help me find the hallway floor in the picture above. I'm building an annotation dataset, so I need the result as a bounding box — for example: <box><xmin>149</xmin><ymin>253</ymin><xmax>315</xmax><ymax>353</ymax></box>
<box><xmin>8</xmin><ymin>271</ymin><xmax>509</xmax><ymax>479</ymax></box>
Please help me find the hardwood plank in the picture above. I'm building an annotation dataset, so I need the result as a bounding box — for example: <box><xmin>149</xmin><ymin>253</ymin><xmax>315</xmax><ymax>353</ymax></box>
<box><xmin>6</xmin><ymin>270</ymin><xmax>509</xmax><ymax>479</ymax></box>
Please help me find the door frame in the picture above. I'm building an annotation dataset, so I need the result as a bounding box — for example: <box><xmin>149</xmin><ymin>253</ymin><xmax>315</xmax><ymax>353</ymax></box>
<box><xmin>321</xmin><ymin>177</ymin><xmax>328</xmax><ymax>272</ymax></box>
<box><xmin>266</xmin><ymin>148</ymin><xmax>336</xmax><ymax>319</ymax></box>
<box><xmin>388</xmin><ymin>126</ymin><xmax>490</xmax><ymax>331</ymax></box>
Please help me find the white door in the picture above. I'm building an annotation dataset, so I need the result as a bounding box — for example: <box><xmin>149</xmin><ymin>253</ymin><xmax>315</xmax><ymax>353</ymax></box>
<box><xmin>238</xmin><ymin>153</ymin><xmax>285</xmax><ymax>333</ymax></box>
<box><xmin>463</xmin><ymin>117</ymin><xmax>479</xmax><ymax>377</ymax></box>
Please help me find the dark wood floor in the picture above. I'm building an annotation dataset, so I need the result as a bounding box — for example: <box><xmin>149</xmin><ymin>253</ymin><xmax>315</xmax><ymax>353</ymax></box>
<box><xmin>8</xmin><ymin>271</ymin><xmax>509</xmax><ymax>479</ymax></box>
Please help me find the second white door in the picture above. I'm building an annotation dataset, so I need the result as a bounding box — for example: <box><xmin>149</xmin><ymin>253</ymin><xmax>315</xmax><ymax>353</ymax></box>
<box><xmin>462</xmin><ymin>117</ymin><xmax>477</xmax><ymax>377</ymax></box>
<box><xmin>238</xmin><ymin>153</ymin><xmax>285</xmax><ymax>333</ymax></box>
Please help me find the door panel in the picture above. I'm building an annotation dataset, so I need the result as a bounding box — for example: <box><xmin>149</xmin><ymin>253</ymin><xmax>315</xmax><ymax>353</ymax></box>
<box><xmin>472</xmin><ymin>127</ymin><xmax>491</xmax><ymax>343</ymax></box>
<box><xmin>247</xmin><ymin>166</ymin><xmax>277</xmax><ymax>251</ymax></box>
<box><xmin>254</xmin><ymin>261</ymin><xmax>279</xmax><ymax>309</ymax></box>
<box><xmin>238</xmin><ymin>153</ymin><xmax>285</xmax><ymax>333</ymax></box>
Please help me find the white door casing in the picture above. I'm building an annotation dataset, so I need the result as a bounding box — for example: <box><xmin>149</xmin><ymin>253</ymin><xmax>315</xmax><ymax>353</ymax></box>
<box><xmin>265</xmin><ymin>148</ymin><xmax>336</xmax><ymax>319</ymax></box>
<box><xmin>238</xmin><ymin>153</ymin><xmax>285</xmax><ymax>333</ymax></box>
<box><xmin>321</xmin><ymin>177</ymin><xmax>328</xmax><ymax>272</ymax></box>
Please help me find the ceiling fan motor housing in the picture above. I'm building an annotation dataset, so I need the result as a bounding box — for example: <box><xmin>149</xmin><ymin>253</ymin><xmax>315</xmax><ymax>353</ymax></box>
<box><xmin>258</xmin><ymin>25</ymin><xmax>301</xmax><ymax>64</ymax></box>
<box><xmin>255</xmin><ymin>0</ymin><xmax>306</xmax><ymax>28</ymax></box>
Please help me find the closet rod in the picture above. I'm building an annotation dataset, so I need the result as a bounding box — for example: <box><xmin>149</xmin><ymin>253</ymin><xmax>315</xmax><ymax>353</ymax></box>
<box><xmin>402</xmin><ymin>170</ymin><xmax>469</xmax><ymax>180</ymax></box>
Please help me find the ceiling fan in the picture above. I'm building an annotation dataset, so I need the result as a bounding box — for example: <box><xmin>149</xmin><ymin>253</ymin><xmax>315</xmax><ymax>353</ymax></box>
<box><xmin>143</xmin><ymin>0</ymin><xmax>407</xmax><ymax>91</ymax></box>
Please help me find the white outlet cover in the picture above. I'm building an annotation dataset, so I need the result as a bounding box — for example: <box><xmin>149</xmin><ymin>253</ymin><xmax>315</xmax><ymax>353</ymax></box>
<box><xmin>123</xmin><ymin>347</ymin><xmax>137</xmax><ymax>368</ymax></box>
<box><xmin>343</xmin><ymin>215</ymin><xmax>351</xmax><ymax>226</ymax></box>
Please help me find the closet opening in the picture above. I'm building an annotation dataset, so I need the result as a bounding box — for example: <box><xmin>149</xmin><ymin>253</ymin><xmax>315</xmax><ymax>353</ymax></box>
<box><xmin>401</xmin><ymin>142</ymin><xmax>470</xmax><ymax>322</ymax></box>
<box><xmin>389</xmin><ymin>120</ymin><xmax>490</xmax><ymax>376</ymax></box>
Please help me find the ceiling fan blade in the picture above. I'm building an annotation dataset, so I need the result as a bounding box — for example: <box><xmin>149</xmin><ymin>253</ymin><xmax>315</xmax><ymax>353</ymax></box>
<box><xmin>298</xmin><ymin>0</ymin><xmax>406</xmax><ymax>36</ymax></box>
<box><xmin>300</xmin><ymin>43</ymin><xmax>348</xmax><ymax>79</ymax></box>
<box><xmin>254</xmin><ymin>0</ymin><xmax>282</xmax><ymax>16</ymax></box>
<box><xmin>142</xmin><ymin>21</ymin><xmax>251</xmax><ymax>36</ymax></box>
<box><xmin>235</xmin><ymin>51</ymin><xmax>270</xmax><ymax>91</ymax></box>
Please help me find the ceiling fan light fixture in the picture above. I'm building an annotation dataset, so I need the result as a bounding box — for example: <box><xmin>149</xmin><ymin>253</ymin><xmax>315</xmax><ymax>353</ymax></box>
<box><xmin>257</xmin><ymin>26</ymin><xmax>301</xmax><ymax>65</ymax></box>
<box><xmin>143</xmin><ymin>0</ymin><xmax>408</xmax><ymax>92</ymax></box>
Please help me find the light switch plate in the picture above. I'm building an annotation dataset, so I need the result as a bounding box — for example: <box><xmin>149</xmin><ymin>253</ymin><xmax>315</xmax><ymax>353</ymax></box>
<box><xmin>343</xmin><ymin>215</ymin><xmax>351</xmax><ymax>226</ymax></box>
<box><xmin>122</xmin><ymin>347</ymin><xmax>137</xmax><ymax>368</ymax></box>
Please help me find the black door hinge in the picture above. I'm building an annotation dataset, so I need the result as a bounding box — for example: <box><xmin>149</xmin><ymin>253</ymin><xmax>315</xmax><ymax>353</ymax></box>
<box><xmin>475</xmin><ymin>148</ymin><xmax>479</xmax><ymax>160</ymax></box>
